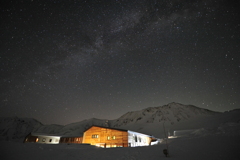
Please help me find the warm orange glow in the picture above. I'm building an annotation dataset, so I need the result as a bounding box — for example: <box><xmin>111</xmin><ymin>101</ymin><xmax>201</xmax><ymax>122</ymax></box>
<box><xmin>92</xmin><ymin>134</ymin><xmax>99</xmax><ymax>138</ymax></box>
<box><xmin>36</xmin><ymin>138</ymin><xmax>39</xmax><ymax>142</ymax></box>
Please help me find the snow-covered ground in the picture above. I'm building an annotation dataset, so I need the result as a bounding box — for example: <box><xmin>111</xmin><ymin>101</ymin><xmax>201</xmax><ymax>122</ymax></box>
<box><xmin>1</xmin><ymin>103</ymin><xmax>240</xmax><ymax>159</ymax></box>
<box><xmin>1</xmin><ymin>134</ymin><xmax>240</xmax><ymax>160</ymax></box>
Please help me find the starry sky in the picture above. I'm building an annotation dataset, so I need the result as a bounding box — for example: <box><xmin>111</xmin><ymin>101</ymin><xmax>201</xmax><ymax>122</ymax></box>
<box><xmin>1</xmin><ymin>0</ymin><xmax>240</xmax><ymax>125</ymax></box>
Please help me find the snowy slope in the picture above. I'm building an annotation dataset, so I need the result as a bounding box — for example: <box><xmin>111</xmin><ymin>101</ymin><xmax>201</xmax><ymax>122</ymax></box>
<box><xmin>1</xmin><ymin>134</ymin><xmax>240</xmax><ymax>160</ymax></box>
<box><xmin>110</xmin><ymin>102</ymin><xmax>222</xmax><ymax>137</ymax></box>
<box><xmin>1</xmin><ymin>103</ymin><xmax>239</xmax><ymax>140</ymax></box>
<box><xmin>34</xmin><ymin>118</ymin><xmax>109</xmax><ymax>136</ymax></box>
<box><xmin>0</xmin><ymin>117</ymin><xmax>42</xmax><ymax>141</ymax></box>
<box><xmin>32</xmin><ymin>102</ymin><xmax>222</xmax><ymax>137</ymax></box>
<box><xmin>112</xmin><ymin>102</ymin><xmax>219</xmax><ymax>126</ymax></box>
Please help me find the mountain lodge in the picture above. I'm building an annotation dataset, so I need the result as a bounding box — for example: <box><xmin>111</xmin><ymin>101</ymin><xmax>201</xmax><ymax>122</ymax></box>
<box><xmin>24</xmin><ymin>125</ymin><xmax>156</xmax><ymax>148</ymax></box>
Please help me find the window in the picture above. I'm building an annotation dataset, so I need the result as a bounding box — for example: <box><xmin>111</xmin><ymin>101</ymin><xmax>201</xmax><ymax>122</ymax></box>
<box><xmin>42</xmin><ymin>138</ymin><xmax>46</xmax><ymax>142</ymax></box>
<box><xmin>49</xmin><ymin>139</ymin><xmax>52</xmax><ymax>142</ymax></box>
<box><xmin>92</xmin><ymin>135</ymin><xmax>99</xmax><ymax>138</ymax></box>
<box><xmin>36</xmin><ymin>138</ymin><xmax>39</xmax><ymax>142</ymax></box>
<box><xmin>107</xmin><ymin>136</ymin><xmax>111</xmax><ymax>140</ymax></box>
<box><xmin>116</xmin><ymin>145</ymin><xmax>123</xmax><ymax>147</ymax></box>
<box><xmin>112</xmin><ymin>136</ymin><xmax>116</xmax><ymax>140</ymax></box>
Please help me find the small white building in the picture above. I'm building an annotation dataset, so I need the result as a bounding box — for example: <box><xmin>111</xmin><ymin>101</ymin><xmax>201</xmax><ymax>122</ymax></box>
<box><xmin>25</xmin><ymin>133</ymin><xmax>61</xmax><ymax>144</ymax></box>
<box><xmin>168</xmin><ymin>129</ymin><xmax>196</xmax><ymax>139</ymax></box>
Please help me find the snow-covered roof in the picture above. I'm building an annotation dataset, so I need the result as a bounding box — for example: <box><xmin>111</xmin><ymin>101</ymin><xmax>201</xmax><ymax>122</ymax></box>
<box><xmin>31</xmin><ymin>133</ymin><xmax>62</xmax><ymax>137</ymax></box>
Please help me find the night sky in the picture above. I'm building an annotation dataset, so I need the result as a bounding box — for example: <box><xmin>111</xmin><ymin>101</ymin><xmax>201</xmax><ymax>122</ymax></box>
<box><xmin>1</xmin><ymin>0</ymin><xmax>239</xmax><ymax>125</ymax></box>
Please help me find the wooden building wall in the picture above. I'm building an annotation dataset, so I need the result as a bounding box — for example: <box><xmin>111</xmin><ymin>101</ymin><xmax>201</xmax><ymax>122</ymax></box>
<box><xmin>60</xmin><ymin>137</ymin><xmax>82</xmax><ymax>144</ymax></box>
<box><xmin>82</xmin><ymin>126</ymin><xmax>128</xmax><ymax>148</ymax></box>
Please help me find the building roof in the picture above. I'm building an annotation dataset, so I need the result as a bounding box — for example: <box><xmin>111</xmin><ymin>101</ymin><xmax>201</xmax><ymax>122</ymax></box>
<box><xmin>84</xmin><ymin>125</ymin><xmax>128</xmax><ymax>132</ymax></box>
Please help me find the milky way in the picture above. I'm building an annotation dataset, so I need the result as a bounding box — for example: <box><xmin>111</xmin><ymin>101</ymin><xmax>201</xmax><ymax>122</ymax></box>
<box><xmin>1</xmin><ymin>0</ymin><xmax>239</xmax><ymax>124</ymax></box>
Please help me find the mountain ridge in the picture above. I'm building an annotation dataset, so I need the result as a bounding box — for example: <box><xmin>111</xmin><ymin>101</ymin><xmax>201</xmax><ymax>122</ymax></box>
<box><xmin>1</xmin><ymin>102</ymin><xmax>238</xmax><ymax>140</ymax></box>
<box><xmin>112</xmin><ymin>102</ymin><xmax>220</xmax><ymax>127</ymax></box>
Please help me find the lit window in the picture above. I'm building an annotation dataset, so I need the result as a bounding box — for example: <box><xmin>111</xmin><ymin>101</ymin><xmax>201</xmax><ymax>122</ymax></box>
<box><xmin>107</xmin><ymin>136</ymin><xmax>111</xmax><ymax>140</ymax></box>
<box><xmin>117</xmin><ymin>145</ymin><xmax>123</xmax><ymax>147</ymax></box>
<box><xmin>92</xmin><ymin>135</ymin><xmax>99</xmax><ymax>138</ymax></box>
<box><xmin>36</xmin><ymin>138</ymin><xmax>39</xmax><ymax>142</ymax></box>
<box><xmin>112</xmin><ymin>136</ymin><xmax>116</xmax><ymax>140</ymax></box>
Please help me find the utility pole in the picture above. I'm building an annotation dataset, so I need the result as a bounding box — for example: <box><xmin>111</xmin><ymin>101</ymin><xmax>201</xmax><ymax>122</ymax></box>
<box><xmin>163</xmin><ymin>120</ymin><xmax>169</xmax><ymax>157</ymax></box>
